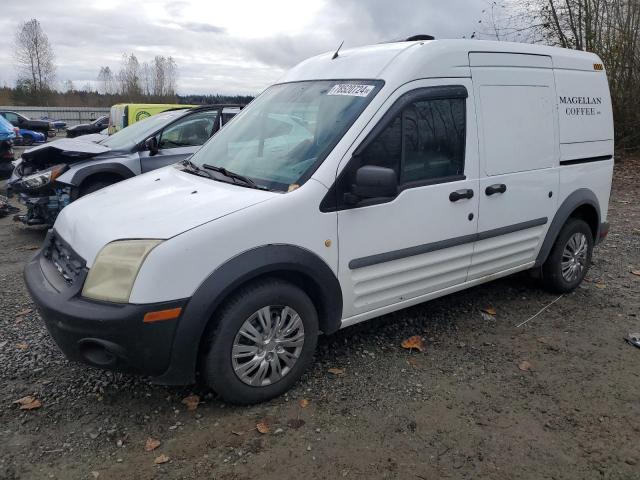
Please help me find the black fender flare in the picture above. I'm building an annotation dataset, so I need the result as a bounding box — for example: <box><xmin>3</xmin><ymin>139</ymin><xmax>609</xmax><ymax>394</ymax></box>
<box><xmin>68</xmin><ymin>162</ymin><xmax>136</xmax><ymax>188</ymax></box>
<box><xmin>153</xmin><ymin>244</ymin><xmax>343</xmax><ymax>385</ymax></box>
<box><xmin>534</xmin><ymin>188</ymin><xmax>601</xmax><ymax>267</ymax></box>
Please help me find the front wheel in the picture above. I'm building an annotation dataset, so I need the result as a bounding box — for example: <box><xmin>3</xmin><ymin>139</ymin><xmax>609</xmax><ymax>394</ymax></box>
<box><xmin>22</xmin><ymin>135</ymin><xmax>33</xmax><ymax>146</ymax></box>
<box><xmin>541</xmin><ymin>218</ymin><xmax>593</xmax><ymax>293</ymax></box>
<box><xmin>201</xmin><ymin>279</ymin><xmax>318</xmax><ymax>404</ymax></box>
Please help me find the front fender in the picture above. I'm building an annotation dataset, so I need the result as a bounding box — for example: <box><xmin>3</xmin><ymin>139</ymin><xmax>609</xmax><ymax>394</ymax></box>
<box><xmin>152</xmin><ymin>244</ymin><xmax>343</xmax><ymax>385</ymax></box>
<box><xmin>56</xmin><ymin>160</ymin><xmax>137</xmax><ymax>187</ymax></box>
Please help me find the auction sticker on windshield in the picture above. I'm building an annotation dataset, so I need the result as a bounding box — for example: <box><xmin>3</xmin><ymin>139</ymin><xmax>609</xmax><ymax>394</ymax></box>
<box><xmin>327</xmin><ymin>84</ymin><xmax>375</xmax><ymax>97</ymax></box>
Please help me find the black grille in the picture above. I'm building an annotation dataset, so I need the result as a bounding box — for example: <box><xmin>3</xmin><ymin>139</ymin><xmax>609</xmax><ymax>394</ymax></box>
<box><xmin>42</xmin><ymin>231</ymin><xmax>85</xmax><ymax>284</ymax></box>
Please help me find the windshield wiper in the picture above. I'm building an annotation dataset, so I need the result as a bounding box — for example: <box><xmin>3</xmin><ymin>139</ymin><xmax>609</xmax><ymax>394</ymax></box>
<box><xmin>181</xmin><ymin>158</ymin><xmax>214</xmax><ymax>180</ymax></box>
<box><xmin>202</xmin><ymin>164</ymin><xmax>267</xmax><ymax>190</ymax></box>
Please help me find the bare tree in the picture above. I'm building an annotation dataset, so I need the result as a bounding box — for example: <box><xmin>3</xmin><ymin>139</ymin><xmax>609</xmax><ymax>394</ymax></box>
<box><xmin>152</xmin><ymin>56</ymin><xmax>166</xmax><ymax>97</ymax></box>
<box><xmin>117</xmin><ymin>53</ymin><xmax>141</xmax><ymax>97</ymax></box>
<box><xmin>141</xmin><ymin>62</ymin><xmax>152</xmax><ymax>96</ymax></box>
<box><xmin>14</xmin><ymin>19</ymin><xmax>56</xmax><ymax>92</ymax></box>
<box><xmin>97</xmin><ymin>66</ymin><xmax>116</xmax><ymax>95</ymax></box>
<box><xmin>165</xmin><ymin>57</ymin><xmax>178</xmax><ymax>96</ymax></box>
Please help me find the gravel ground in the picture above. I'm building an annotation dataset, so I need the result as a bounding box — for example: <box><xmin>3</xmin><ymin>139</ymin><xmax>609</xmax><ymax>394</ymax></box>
<box><xmin>1</xmin><ymin>155</ymin><xmax>639</xmax><ymax>480</ymax></box>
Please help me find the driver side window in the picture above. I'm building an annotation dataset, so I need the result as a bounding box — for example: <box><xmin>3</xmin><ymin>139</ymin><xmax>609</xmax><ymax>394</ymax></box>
<box><xmin>159</xmin><ymin>111</ymin><xmax>218</xmax><ymax>149</ymax></box>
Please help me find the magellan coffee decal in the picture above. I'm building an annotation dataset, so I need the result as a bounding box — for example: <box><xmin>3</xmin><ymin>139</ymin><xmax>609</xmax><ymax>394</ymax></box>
<box><xmin>559</xmin><ymin>96</ymin><xmax>602</xmax><ymax>116</ymax></box>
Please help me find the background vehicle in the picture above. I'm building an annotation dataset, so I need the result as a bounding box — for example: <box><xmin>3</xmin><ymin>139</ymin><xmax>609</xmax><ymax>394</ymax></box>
<box><xmin>108</xmin><ymin>103</ymin><xmax>198</xmax><ymax>134</ymax></box>
<box><xmin>15</xmin><ymin>128</ymin><xmax>46</xmax><ymax>146</ymax></box>
<box><xmin>40</xmin><ymin>116</ymin><xmax>67</xmax><ymax>131</ymax></box>
<box><xmin>66</xmin><ymin>115</ymin><xmax>109</xmax><ymax>138</ymax></box>
<box><xmin>0</xmin><ymin>110</ymin><xmax>55</xmax><ymax>138</ymax></box>
<box><xmin>0</xmin><ymin>115</ymin><xmax>16</xmax><ymax>178</ymax></box>
<box><xmin>8</xmin><ymin>104</ymin><xmax>242</xmax><ymax>225</ymax></box>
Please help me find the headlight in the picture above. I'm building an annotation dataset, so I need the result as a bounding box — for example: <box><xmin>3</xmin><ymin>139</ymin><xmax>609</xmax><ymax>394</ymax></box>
<box><xmin>82</xmin><ymin>239</ymin><xmax>162</xmax><ymax>303</ymax></box>
<box><xmin>20</xmin><ymin>164</ymin><xmax>67</xmax><ymax>189</ymax></box>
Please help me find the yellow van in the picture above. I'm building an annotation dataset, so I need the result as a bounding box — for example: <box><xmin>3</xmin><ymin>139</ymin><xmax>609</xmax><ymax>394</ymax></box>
<box><xmin>108</xmin><ymin>103</ymin><xmax>197</xmax><ymax>134</ymax></box>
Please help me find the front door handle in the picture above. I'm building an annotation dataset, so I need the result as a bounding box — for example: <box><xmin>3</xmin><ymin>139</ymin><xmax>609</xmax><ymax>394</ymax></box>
<box><xmin>485</xmin><ymin>184</ymin><xmax>507</xmax><ymax>196</ymax></box>
<box><xmin>449</xmin><ymin>189</ymin><xmax>474</xmax><ymax>202</ymax></box>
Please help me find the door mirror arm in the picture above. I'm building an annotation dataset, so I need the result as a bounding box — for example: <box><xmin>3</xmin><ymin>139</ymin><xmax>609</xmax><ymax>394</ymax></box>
<box><xmin>144</xmin><ymin>136</ymin><xmax>159</xmax><ymax>156</ymax></box>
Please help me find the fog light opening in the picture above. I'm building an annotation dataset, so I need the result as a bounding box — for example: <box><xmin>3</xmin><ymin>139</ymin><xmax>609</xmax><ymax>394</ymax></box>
<box><xmin>78</xmin><ymin>340</ymin><xmax>117</xmax><ymax>366</ymax></box>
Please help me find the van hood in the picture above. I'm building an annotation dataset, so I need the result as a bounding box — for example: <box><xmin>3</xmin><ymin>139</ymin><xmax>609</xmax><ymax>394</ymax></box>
<box><xmin>54</xmin><ymin>165</ymin><xmax>277</xmax><ymax>265</ymax></box>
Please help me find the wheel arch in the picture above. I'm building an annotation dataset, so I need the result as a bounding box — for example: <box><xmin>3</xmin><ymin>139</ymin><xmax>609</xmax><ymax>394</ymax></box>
<box><xmin>152</xmin><ymin>244</ymin><xmax>343</xmax><ymax>385</ymax></box>
<box><xmin>63</xmin><ymin>162</ymin><xmax>135</xmax><ymax>188</ymax></box>
<box><xmin>535</xmin><ymin>188</ymin><xmax>601</xmax><ymax>267</ymax></box>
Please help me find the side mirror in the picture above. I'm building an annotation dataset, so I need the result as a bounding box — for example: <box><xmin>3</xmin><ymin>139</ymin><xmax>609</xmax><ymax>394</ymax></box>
<box><xmin>346</xmin><ymin>165</ymin><xmax>398</xmax><ymax>204</ymax></box>
<box><xmin>144</xmin><ymin>136</ymin><xmax>159</xmax><ymax>156</ymax></box>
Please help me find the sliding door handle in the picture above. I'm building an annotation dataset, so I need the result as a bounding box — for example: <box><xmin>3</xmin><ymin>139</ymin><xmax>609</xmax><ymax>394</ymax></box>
<box><xmin>485</xmin><ymin>184</ymin><xmax>507</xmax><ymax>196</ymax></box>
<box><xmin>449</xmin><ymin>189</ymin><xmax>474</xmax><ymax>202</ymax></box>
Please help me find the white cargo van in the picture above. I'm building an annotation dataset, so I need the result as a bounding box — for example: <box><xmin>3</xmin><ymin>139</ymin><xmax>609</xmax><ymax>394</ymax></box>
<box><xmin>25</xmin><ymin>38</ymin><xmax>613</xmax><ymax>404</ymax></box>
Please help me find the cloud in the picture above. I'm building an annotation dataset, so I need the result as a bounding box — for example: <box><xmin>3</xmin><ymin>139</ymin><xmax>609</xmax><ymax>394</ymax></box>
<box><xmin>0</xmin><ymin>0</ymin><xmax>487</xmax><ymax>95</ymax></box>
<box><xmin>179</xmin><ymin>22</ymin><xmax>226</xmax><ymax>34</ymax></box>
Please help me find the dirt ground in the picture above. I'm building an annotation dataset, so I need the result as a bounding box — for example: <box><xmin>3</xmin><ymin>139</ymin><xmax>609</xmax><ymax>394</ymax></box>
<box><xmin>1</xmin><ymin>155</ymin><xmax>639</xmax><ymax>480</ymax></box>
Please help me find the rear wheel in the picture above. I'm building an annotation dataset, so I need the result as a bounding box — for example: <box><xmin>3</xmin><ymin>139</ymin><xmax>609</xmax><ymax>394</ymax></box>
<box><xmin>541</xmin><ymin>218</ymin><xmax>593</xmax><ymax>293</ymax></box>
<box><xmin>201</xmin><ymin>279</ymin><xmax>318</xmax><ymax>404</ymax></box>
<box><xmin>22</xmin><ymin>135</ymin><xmax>33</xmax><ymax>146</ymax></box>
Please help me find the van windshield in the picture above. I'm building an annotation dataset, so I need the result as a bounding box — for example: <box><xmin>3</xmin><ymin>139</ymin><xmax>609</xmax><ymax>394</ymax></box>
<box><xmin>189</xmin><ymin>80</ymin><xmax>383</xmax><ymax>191</ymax></box>
<box><xmin>100</xmin><ymin>110</ymin><xmax>186</xmax><ymax>150</ymax></box>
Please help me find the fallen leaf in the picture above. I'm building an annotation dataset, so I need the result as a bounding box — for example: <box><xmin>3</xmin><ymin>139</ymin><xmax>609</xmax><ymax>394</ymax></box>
<box><xmin>518</xmin><ymin>360</ymin><xmax>533</xmax><ymax>372</ymax></box>
<box><xmin>287</xmin><ymin>418</ymin><xmax>306</xmax><ymax>429</ymax></box>
<box><xmin>401</xmin><ymin>335</ymin><xmax>425</xmax><ymax>352</ymax></box>
<box><xmin>15</xmin><ymin>317</ymin><xmax>24</xmax><ymax>323</ymax></box>
<box><xmin>91</xmin><ymin>472</ymin><xmax>100</xmax><ymax>479</ymax></box>
<box><xmin>631</xmin><ymin>270</ymin><xmax>640</xmax><ymax>277</ymax></box>
<box><xmin>328</xmin><ymin>367</ymin><xmax>345</xmax><ymax>376</ymax></box>
<box><xmin>256</xmin><ymin>421</ymin><xmax>269</xmax><ymax>434</ymax></box>
<box><xmin>16</xmin><ymin>308</ymin><xmax>32</xmax><ymax>316</ymax></box>
<box><xmin>299</xmin><ymin>398</ymin><xmax>310</xmax><ymax>408</ymax></box>
<box><xmin>13</xmin><ymin>396</ymin><xmax>41</xmax><ymax>410</ymax></box>
<box><xmin>480</xmin><ymin>312</ymin><xmax>495</xmax><ymax>321</ymax></box>
<box><xmin>144</xmin><ymin>437</ymin><xmax>161</xmax><ymax>452</ymax></box>
<box><xmin>19</xmin><ymin>245</ymin><xmax>39</xmax><ymax>251</ymax></box>
<box><xmin>181</xmin><ymin>394</ymin><xmax>200</xmax><ymax>411</ymax></box>
<box><xmin>16</xmin><ymin>343</ymin><xmax>28</xmax><ymax>350</ymax></box>
<box><xmin>595</xmin><ymin>283</ymin><xmax>606</xmax><ymax>289</ymax></box>
<box><xmin>231</xmin><ymin>430</ymin><xmax>244</xmax><ymax>436</ymax></box>
<box><xmin>406</xmin><ymin>357</ymin><xmax>420</xmax><ymax>368</ymax></box>
<box><xmin>154</xmin><ymin>454</ymin><xmax>170</xmax><ymax>464</ymax></box>
<box><xmin>482</xmin><ymin>306</ymin><xmax>497</xmax><ymax>316</ymax></box>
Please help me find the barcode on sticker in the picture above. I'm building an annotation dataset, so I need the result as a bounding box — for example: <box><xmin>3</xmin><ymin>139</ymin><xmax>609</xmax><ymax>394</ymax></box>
<box><xmin>327</xmin><ymin>84</ymin><xmax>375</xmax><ymax>97</ymax></box>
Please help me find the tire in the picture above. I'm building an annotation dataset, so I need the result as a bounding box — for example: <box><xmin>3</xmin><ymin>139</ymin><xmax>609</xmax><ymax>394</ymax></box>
<box><xmin>22</xmin><ymin>135</ymin><xmax>33</xmax><ymax>146</ymax></box>
<box><xmin>541</xmin><ymin>218</ymin><xmax>593</xmax><ymax>293</ymax></box>
<box><xmin>201</xmin><ymin>279</ymin><xmax>319</xmax><ymax>405</ymax></box>
<box><xmin>79</xmin><ymin>180</ymin><xmax>116</xmax><ymax>197</ymax></box>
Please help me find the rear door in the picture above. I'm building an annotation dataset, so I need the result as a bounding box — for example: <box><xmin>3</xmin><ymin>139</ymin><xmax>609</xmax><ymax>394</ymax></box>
<box><xmin>468</xmin><ymin>53</ymin><xmax>559</xmax><ymax>280</ymax></box>
<box><xmin>139</xmin><ymin>110</ymin><xmax>219</xmax><ymax>173</ymax></box>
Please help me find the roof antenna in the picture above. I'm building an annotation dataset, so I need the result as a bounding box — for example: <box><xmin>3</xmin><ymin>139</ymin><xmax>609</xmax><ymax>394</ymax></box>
<box><xmin>332</xmin><ymin>40</ymin><xmax>344</xmax><ymax>60</ymax></box>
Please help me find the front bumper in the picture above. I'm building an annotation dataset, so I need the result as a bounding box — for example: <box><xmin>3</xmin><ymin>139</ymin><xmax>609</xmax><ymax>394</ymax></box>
<box><xmin>24</xmin><ymin>243</ymin><xmax>187</xmax><ymax>377</ymax></box>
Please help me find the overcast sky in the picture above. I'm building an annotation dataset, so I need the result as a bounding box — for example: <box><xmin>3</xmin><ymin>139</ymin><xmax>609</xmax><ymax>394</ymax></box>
<box><xmin>0</xmin><ymin>0</ymin><xmax>489</xmax><ymax>96</ymax></box>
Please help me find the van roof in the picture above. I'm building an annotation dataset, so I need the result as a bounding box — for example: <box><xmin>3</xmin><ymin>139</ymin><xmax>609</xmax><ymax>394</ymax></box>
<box><xmin>279</xmin><ymin>39</ymin><xmax>602</xmax><ymax>86</ymax></box>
